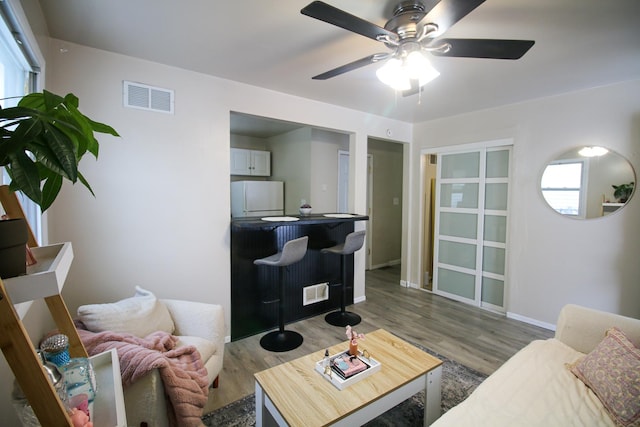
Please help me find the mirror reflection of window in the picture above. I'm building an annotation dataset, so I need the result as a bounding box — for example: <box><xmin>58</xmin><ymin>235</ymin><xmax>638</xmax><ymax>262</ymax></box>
<box><xmin>541</xmin><ymin>161</ymin><xmax>585</xmax><ymax>217</ymax></box>
<box><xmin>540</xmin><ymin>146</ymin><xmax>636</xmax><ymax>219</ymax></box>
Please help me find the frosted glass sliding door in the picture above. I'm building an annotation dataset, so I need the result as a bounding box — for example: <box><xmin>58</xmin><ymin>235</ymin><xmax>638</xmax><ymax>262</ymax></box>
<box><xmin>433</xmin><ymin>147</ymin><xmax>511</xmax><ymax>312</ymax></box>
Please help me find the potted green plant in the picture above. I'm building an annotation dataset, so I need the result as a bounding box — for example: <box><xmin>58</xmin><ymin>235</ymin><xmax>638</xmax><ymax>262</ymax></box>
<box><xmin>0</xmin><ymin>90</ymin><xmax>118</xmax><ymax>278</ymax></box>
<box><xmin>612</xmin><ymin>182</ymin><xmax>634</xmax><ymax>203</ymax></box>
<box><xmin>1</xmin><ymin>90</ymin><xmax>119</xmax><ymax>211</ymax></box>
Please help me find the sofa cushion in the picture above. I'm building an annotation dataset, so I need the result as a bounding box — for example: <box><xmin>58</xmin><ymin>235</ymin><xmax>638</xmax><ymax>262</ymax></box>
<box><xmin>178</xmin><ymin>336</ymin><xmax>218</xmax><ymax>361</ymax></box>
<box><xmin>432</xmin><ymin>338</ymin><xmax>616</xmax><ymax>427</ymax></box>
<box><xmin>77</xmin><ymin>286</ymin><xmax>175</xmax><ymax>337</ymax></box>
<box><xmin>569</xmin><ymin>328</ymin><xmax>640</xmax><ymax>427</ymax></box>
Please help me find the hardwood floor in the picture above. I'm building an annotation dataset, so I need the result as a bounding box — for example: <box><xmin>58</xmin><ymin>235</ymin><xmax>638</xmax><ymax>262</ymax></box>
<box><xmin>206</xmin><ymin>265</ymin><xmax>553</xmax><ymax>413</ymax></box>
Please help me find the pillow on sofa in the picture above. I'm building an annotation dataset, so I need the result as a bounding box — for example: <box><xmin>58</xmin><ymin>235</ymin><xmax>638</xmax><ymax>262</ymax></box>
<box><xmin>77</xmin><ymin>286</ymin><xmax>175</xmax><ymax>337</ymax></box>
<box><xmin>569</xmin><ymin>327</ymin><xmax>640</xmax><ymax>427</ymax></box>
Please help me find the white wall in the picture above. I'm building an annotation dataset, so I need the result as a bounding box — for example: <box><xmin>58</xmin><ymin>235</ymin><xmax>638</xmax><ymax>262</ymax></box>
<box><xmin>269</xmin><ymin>127</ymin><xmax>313</xmax><ymax>214</ymax></box>
<box><xmin>310</xmin><ymin>129</ymin><xmax>349</xmax><ymax>213</ymax></box>
<box><xmin>42</xmin><ymin>38</ymin><xmax>411</xmax><ymax>333</ymax></box>
<box><xmin>268</xmin><ymin>127</ymin><xmax>349</xmax><ymax>214</ymax></box>
<box><xmin>409</xmin><ymin>79</ymin><xmax>640</xmax><ymax>326</ymax></box>
<box><xmin>230</xmin><ymin>134</ymin><xmax>270</xmax><ymax>151</ymax></box>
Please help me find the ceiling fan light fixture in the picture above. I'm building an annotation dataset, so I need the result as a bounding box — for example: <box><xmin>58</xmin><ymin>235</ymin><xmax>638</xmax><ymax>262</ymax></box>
<box><xmin>301</xmin><ymin>1</ymin><xmax>535</xmax><ymax>98</ymax></box>
<box><xmin>377</xmin><ymin>50</ymin><xmax>439</xmax><ymax>90</ymax></box>
<box><xmin>405</xmin><ymin>50</ymin><xmax>440</xmax><ymax>85</ymax></box>
<box><xmin>376</xmin><ymin>58</ymin><xmax>411</xmax><ymax>91</ymax></box>
<box><xmin>405</xmin><ymin>50</ymin><xmax>427</xmax><ymax>79</ymax></box>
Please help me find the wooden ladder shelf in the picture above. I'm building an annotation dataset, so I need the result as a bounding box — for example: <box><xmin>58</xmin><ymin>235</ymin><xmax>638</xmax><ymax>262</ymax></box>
<box><xmin>0</xmin><ymin>185</ymin><xmax>86</xmax><ymax>425</ymax></box>
<box><xmin>0</xmin><ymin>279</ymin><xmax>89</xmax><ymax>426</ymax></box>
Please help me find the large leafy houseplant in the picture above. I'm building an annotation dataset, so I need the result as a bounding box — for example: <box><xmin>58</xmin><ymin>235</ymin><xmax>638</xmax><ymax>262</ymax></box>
<box><xmin>0</xmin><ymin>90</ymin><xmax>119</xmax><ymax>211</ymax></box>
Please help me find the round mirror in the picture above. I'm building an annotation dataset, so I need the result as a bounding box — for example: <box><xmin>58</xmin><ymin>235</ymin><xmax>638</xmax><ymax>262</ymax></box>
<box><xmin>540</xmin><ymin>146</ymin><xmax>635</xmax><ymax>219</ymax></box>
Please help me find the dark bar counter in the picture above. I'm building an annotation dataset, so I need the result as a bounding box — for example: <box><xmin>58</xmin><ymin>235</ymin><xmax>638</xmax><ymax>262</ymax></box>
<box><xmin>231</xmin><ymin>213</ymin><xmax>368</xmax><ymax>340</ymax></box>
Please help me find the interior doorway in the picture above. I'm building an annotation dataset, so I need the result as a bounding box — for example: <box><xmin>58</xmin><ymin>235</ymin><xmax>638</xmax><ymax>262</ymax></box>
<box><xmin>337</xmin><ymin>139</ymin><xmax>404</xmax><ymax>273</ymax></box>
<box><xmin>421</xmin><ymin>154</ymin><xmax>438</xmax><ymax>291</ymax></box>
<box><xmin>367</xmin><ymin>138</ymin><xmax>403</xmax><ymax>271</ymax></box>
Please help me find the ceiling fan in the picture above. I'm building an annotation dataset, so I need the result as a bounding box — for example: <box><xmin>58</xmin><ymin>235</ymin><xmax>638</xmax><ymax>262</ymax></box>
<box><xmin>300</xmin><ymin>0</ymin><xmax>535</xmax><ymax>95</ymax></box>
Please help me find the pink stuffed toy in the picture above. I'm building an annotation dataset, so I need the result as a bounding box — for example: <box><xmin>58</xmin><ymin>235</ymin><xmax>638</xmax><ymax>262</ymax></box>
<box><xmin>69</xmin><ymin>407</ymin><xmax>93</xmax><ymax>427</ymax></box>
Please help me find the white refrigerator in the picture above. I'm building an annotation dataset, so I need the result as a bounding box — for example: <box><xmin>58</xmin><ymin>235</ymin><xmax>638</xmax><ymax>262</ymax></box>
<box><xmin>231</xmin><ymin>180</ymin><xmax>284</xmax><ymax>217</ymax></box>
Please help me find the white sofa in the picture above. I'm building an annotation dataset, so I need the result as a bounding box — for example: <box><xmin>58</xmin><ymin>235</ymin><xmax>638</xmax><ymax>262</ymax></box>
<box><xmin>76</xmin><ymin>288</ymin><xmax>225</xmax><ymax>427</ymax></box>
<box><xmin>433</xmin><ymin>304</ymin><xmax>640</xmax><ymax>427</ymax></box>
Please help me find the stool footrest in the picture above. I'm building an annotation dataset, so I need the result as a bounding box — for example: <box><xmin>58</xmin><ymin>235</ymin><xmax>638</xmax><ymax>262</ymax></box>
<box><xmin>260</xmin><ymin>330</ymin><xmax>303</xmax><ymax>352</ymax></box>
<box><xmin>328</xmin><ymin>283</ymin><xmax>352</xmax><ymax>291</ymax></box>
<box><xmin>262</xmin><ymin>299</ymin><xmax>280</xmax><ymax>305</ymax></box>
<box><xmin>325</xmin><ymin>310</ymin><xmax>361</xmax><ymax>327</ymax></box>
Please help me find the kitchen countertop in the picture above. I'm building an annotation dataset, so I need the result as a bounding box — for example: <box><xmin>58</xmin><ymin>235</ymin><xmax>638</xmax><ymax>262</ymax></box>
<box><xmin>231</xmin><ymin>213</ymin><xmax>369</xmax><ymax>228</ymax></box>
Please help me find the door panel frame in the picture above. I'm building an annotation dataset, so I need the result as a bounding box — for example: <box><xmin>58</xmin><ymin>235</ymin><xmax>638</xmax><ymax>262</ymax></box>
<box><xmin>423</xmin><ymin>139</ymin><xmax>512</xmax><ymax>314</ymax></box>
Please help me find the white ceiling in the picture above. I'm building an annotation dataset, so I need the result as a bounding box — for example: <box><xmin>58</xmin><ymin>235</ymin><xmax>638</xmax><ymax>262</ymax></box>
<box><xmin>37</xmin><ymin>0</ymin><xmax>640</xmax><ymax>126</ymax></box>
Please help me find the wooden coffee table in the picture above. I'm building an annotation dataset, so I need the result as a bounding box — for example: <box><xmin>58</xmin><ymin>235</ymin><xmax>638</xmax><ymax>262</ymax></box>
<box><xmin>254</xmin><ymin>329</ymin><xmax>443</xmax><ymax>426</ymax></box>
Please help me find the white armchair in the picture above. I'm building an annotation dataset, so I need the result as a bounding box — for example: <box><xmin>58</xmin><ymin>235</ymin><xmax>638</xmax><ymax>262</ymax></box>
<box><xmin>76</xmin><ymin>287</ymin><xmax>225</xmax><ymax>427</ymax></box>
<box><xmin>123</xmin><ymin>299</ymin><xmax>225</xmax><ymax>427</ymax></box>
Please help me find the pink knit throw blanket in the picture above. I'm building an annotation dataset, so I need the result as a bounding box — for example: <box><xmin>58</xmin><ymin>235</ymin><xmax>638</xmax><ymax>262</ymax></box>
<box><xmin>76</xmin><ymin>325</ymin><xmax>208</xmax><ymax>427</ymax></box>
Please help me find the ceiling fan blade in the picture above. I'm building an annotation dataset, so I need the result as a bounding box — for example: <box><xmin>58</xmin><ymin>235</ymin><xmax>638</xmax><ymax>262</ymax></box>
<box><xmin>431</xmin><ymin>39</ymin><xmax>535</xmax><ymax>59</ymax></box>
<box><xmin>301</xmin><ymin>1</ymin><xmax>397</xmax><ymax>42</ymax></box>
<box><xmin>312</xmin><ymin>54</ymin><xmax>382</xmax><ymax>80</ymax></box>
<box><xmin>422</xmin><ymin>0</ymin><xmax>487</xmax><ymax>36</ymax></box>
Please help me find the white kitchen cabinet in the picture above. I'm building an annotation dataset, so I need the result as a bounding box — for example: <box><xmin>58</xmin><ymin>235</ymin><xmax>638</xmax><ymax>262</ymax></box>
<box><xmin>231</xmin><ymin>148</ymin><xmax>271</xmax><ymax>176</ymax></box>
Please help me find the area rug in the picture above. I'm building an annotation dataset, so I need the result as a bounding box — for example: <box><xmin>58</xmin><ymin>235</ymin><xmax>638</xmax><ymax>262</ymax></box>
<box><xmin>202</xmin><ymin>343</ymin><xmax>487</xmax><ymax>426</ymax></box>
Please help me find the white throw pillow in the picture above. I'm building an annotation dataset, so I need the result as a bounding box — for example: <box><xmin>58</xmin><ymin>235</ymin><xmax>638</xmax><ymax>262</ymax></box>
<box><xmin>77</xmin><ymin>286</ymin><xmax>175</xmax><ymax>337</ymax></box>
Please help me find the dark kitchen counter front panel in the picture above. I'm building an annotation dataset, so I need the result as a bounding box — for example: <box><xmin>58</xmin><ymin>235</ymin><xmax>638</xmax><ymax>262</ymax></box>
<box><xmin>230</xmin><ymin>214</ymin><xmax>368</xmax><ymax>340</ymax></box>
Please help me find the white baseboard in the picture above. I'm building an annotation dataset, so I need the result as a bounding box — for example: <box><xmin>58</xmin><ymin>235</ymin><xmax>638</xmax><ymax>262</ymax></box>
<box><xmin>354</xmin><ymin>295</ymin><xmax>366</xmax><ymax>304</ymax></box>
<box><xmin>507</xmin><ymin>311</ymin><xmax>556</xmax><ymax>331</ymax></box>
<box><xmin>370</xmin><ymin>259</ymin><xmax>401</xmax><ymax>270</ymax></box>
<box><xmin>400</xmin><ymin>280</ymin><xmax>420</xmax><ymax>289</ymax></box>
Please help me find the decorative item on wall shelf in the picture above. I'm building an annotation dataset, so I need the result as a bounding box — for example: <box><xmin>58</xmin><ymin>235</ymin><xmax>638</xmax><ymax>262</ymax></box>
<box><xmin>299</xmin><ymin>203</ymin><xmax>312</xmax><ymax>215</ymax></box>
<box><xmin>612</xmin><ymin>182</ymin><xmax>634</xmax><ymax>203</ymax></box>
<box><xmin>0</xmin><ymin>90</ymin><xmax>119</xmax><ymax>212</ymax></box>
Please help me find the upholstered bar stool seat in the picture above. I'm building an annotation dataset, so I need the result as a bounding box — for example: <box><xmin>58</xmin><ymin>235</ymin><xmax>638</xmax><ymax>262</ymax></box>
<box><xmin>322</xmin><ymin>230</ymin><xmax>365</xmax><ymax>327</ymax></box>
<box><xmin>254</xmin><ymin>236</ymin><xmax>308</xmax><ymax>352</ymax></box>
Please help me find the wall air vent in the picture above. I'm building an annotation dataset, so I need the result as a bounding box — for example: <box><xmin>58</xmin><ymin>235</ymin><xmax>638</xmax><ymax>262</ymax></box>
<box><xmin>303</xmin><ymin>282</ymin><xmax>329</xmax><ymax>306</ymax></box>
<box><xmin>123</xmin><ymin>81</ymin><xmax>174</xmax><ymax>114</ymax></box>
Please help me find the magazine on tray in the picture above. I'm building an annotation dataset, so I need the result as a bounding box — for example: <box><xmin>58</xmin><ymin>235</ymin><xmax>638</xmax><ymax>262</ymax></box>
<box><xmin>331</xmin><ymin>351</ymin><xmax>371</xmax><ymax>380</ymax></box>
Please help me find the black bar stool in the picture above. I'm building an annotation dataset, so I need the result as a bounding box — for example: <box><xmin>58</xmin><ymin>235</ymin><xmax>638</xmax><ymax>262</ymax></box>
<box><xmin>254</xmin><ymin>236</ymin><xmax>308</xmax><ymax>352</ymax></box>
<box><xmin>322</xmin><ymin>230</ymin><xmax>366</xmax><ymax>327</ymax></box>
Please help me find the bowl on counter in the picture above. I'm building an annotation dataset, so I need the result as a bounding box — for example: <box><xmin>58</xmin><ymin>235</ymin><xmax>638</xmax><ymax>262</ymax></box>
<box><xmin>299</xmin><ymin>207</ymin><xmax>312</xmax><ymax>215</ymax></box>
